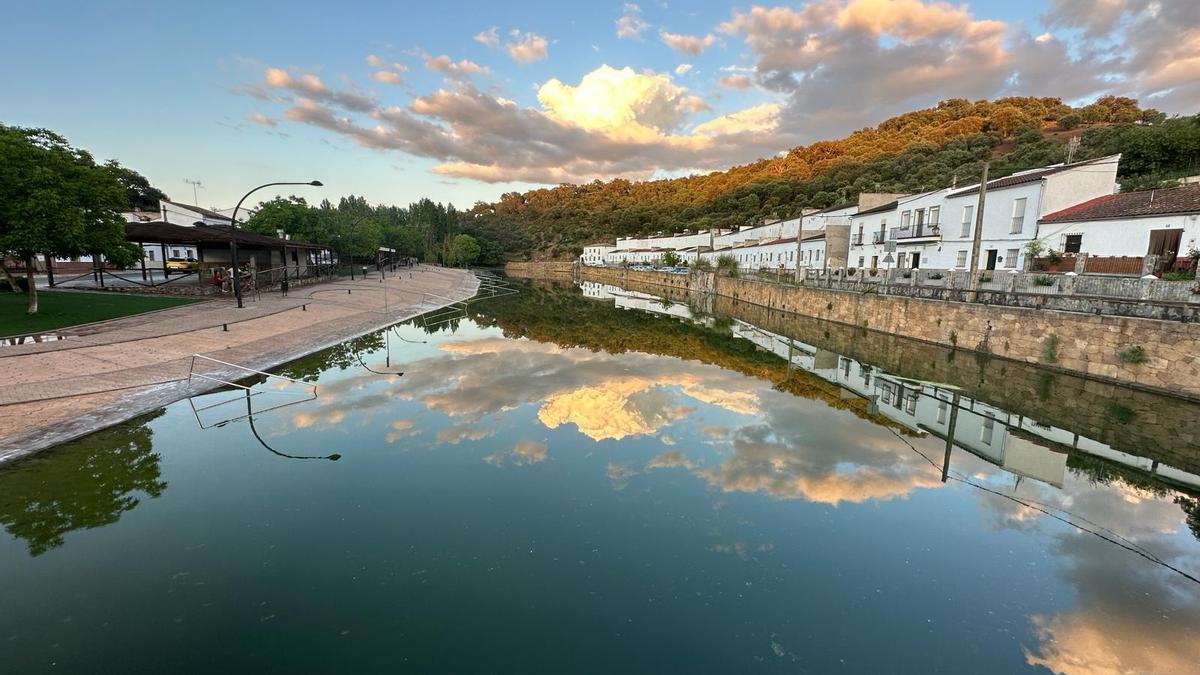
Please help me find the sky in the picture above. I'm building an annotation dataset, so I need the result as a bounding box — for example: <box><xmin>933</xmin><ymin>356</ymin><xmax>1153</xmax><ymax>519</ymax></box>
<box><xmin>2</xmin><ymin>0</ymin><xmax>1197</xmax><ymax>210</ymax></box>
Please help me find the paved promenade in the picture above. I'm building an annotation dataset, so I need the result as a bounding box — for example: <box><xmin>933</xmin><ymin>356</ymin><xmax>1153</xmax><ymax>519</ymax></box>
<box><xmin>0</xmin><ymin>265</ymin><xmax>478</xmax><ymax>462</ymax></box>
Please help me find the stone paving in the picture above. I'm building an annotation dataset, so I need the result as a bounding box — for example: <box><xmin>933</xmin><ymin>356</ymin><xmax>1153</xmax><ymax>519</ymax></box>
<box><xmin>0</xmin><ymin>265</ymin><xmax>478</xmax><ymax>462</ymax></box>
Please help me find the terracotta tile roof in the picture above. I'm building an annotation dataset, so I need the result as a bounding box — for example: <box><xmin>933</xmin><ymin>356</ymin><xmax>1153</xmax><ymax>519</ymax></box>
<box><xmin>1039</xmin><ymin>185</ymin><xmax>1200</xmax><ymax>223</ymax></box>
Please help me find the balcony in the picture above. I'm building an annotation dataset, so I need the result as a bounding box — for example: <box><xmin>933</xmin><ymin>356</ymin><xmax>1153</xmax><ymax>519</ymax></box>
<box><xmin>889</xmin><ymin>224</ymin><xmax>941</xmax><ymax>242</ymax></box>
<box><xmin>872</xmin><ymin>231</ymin><xmax>886</xmax><ymax>244</ymax></box>
<box><xmin>852</xmin><ymin>234</ymin><xmax>864</xmax><ymax>246</ymax></box>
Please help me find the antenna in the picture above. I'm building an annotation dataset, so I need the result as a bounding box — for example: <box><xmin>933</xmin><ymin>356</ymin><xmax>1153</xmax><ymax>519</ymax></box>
<box><xmin>184</xmin><ymin>179</ymin><xmax>204</xmax><ymax>204</ymax></box>
<box><xmin>1066</xmin><ymin>136</ymin><xmax>1080</xmax><ymax>165</ymax></box>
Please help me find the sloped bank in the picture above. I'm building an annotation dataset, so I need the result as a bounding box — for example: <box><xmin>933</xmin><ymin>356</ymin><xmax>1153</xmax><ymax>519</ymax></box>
<box><xmin>507</xmin><ymin>263</ymin><xmax>1200</xmax><ymax>401</ymax></box>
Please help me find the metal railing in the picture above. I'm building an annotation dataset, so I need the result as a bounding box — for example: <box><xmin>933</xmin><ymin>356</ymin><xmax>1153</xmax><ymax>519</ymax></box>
<box><xmin>186</xmin><ymin>354</ymin><xmax>317</xmax><ymax>429</ymax></box>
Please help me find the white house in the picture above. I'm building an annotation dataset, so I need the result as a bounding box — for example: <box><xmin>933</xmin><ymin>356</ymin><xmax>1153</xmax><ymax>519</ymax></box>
<box><xmin>581</xmin><ymin>244</ymin><xmax>615</xmax><ymax>266</ymax></box>
<box><xmin>1036</xmin><ymin>184</ymin><xmax>1200</xmax><ymax>269</ymax></box>
<box><xmin>939</xmin><ymin>154</ymin><xmax>1120</xmax><ymax>271</ymax></box>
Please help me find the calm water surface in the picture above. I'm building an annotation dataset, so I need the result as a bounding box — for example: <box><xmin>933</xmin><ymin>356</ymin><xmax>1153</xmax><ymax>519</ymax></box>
<box><xmin>2</xmin><ymin>279</ymin><xmax>1198</xmax><ymax>673</ymax></box>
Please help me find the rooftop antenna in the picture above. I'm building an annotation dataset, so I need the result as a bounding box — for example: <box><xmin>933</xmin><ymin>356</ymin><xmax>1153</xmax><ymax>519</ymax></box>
<box><xmin>1065</xmin><ymin>136</ymin><xmax>1081</xmax><ymax>165</ymax></box>
<box><xmin>184</xmin><ymin>179</ymin><xmax>204</xmax><ymax>204</ymax></box>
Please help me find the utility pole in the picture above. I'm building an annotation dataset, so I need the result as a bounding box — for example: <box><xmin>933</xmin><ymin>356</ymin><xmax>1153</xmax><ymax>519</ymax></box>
<box><xmin>1065</xmin><ymin>136</ymin><xmax>1080</xmax><ymax>165</ymax></box>
<box><xmin>967</xmin><ymin>162</ymin><xmax>989</xmax><ymax>296</ymax></box>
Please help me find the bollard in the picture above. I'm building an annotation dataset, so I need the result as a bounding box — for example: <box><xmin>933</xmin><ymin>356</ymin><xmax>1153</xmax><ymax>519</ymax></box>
<box><xmin>348</xmin><ymin>289</ymin><xmax>352</xmax><ymax>294</ymax></box>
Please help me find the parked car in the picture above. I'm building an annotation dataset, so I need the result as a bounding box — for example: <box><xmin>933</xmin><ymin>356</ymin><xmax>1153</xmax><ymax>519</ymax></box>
<box><xmin>166</xmin><ymin>257</ymin><xmax>199</xmax><ymax>270</ymax></box>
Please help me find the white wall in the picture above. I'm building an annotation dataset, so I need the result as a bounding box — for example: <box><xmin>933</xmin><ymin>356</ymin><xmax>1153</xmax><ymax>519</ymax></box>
<box><xmin>1036</xmin><ymin>212</ymin><xmax>1200</xmax><ymax>258</ymax></box>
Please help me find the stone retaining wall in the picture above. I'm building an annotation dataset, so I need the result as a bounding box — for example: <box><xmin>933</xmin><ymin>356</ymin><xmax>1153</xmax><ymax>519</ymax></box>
<box><xmin>508</xmin><ymin>262</ymin><xmax>1200</xmax><ymax>399</ymax></box>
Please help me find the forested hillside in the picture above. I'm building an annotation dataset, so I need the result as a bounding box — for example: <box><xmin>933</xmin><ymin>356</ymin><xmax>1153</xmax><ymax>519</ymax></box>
<box><xmin>459</xmin><ymin>96</ymin><xmax>1200</xmax><ymax>260</ymax></box>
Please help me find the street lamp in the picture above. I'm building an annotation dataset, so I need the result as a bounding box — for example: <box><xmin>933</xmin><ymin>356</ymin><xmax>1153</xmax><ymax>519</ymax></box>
<box><xmin>228</xmin><ymin>180</ymin><xmax>323</xmax><ymax>308</ymax></box>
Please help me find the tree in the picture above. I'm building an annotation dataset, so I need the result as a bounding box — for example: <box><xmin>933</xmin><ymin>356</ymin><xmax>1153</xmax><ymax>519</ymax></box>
<box><xmin>103</xmin><ymin>160</ymin><xmax>168</xmax><ymax>211</ymax></box>
<box><xmin>661</xmin><ymin>250</ymin><xmax>682</xmax><ymax>267</ymax></box>
<box><xmin>0</xmin><ymin>125</ymin><xmax>139</xmax><ymax>314</ymax></box>
<box><xmin>1056</xmin><ymin>113</ymin><xmax>1081</xmax><ymax>131</ymax></box>
<box><xmin>445</xmin><ymin>234</ymin><xmax>481</xmax><ymax>267</ymax></box>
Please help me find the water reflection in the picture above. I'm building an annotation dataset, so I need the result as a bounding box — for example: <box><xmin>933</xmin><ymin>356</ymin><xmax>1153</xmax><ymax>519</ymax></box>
<box><xmin>0</xmin><ymin>412</ymin><xmax>166</xmax><ymax>556</ymax></box>
<box><xmin>4</xmin><ymin>277</ymin><xmax>1199</xmax><ymax>673</ymax></box>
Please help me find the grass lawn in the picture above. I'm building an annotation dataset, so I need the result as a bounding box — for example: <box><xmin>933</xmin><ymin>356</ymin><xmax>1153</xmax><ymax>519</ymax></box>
<box><xmin>0</xmin><ymin>290</ymin><xmax>200</xmax><ymax>336</ymax></box>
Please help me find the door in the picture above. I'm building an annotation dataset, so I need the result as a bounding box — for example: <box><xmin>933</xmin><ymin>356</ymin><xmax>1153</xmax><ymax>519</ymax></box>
<box><xmin>910</xmin><ymin>252</ymin><xmax>920</xmax><ymax>269</ymax></box>
<box><xmin>985</xmin><ymin>249</ymin><xmax>998</xmax><ymax>270</ymax></box>
<box><xmin>1147</xmin><ymin>229</ymin><xmax>1182</xmax><ymax>269</ymax></box>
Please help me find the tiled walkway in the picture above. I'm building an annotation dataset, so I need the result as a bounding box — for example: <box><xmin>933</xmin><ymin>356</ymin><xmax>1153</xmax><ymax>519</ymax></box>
<box><xmin>0</xmin><ymin>266</ymin><xmax>478</xmax><ymax>462</ymax></box>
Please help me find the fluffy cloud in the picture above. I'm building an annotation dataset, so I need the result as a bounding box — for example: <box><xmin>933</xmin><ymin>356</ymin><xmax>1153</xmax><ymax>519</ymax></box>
<box><xmin>506</xmin><ymin>30</ymin><xmax>549</xmax><ymax>64</ymax></box>
<box><xmin>659</xmin><ymin>30</ymin><xmax>717</xmax><ymax>55</ymax></box>
<box><xmin>473</xmin><ymin>26</ymin><xmax>500</xmax><ymax>47</ymax></box>
<box><xmin>538</xmin><ymin>64</ymin><xmax>693</xmax><ymax>137</ymax></box>
<box><xmin>674</xmin><ymin>63</ymin><xmax>693</xmax><ymax>75</ymax></box>
<box><xmin>264</xmin><ymin>67</ymin><xmax>376</xmax><ymax>113</ymax></box>
<box><xmin>615</xmin><ymin>3</ymin><xmax>651</xmax><ymax>39</ymax></box>
<box><xmin>246</xmin><ymin>113</ymin><xmax>277</xmax><ymax>127</ymax></box>
<box><xmin>424</xmin><ymin>55</ymin><xmax>490</xmax><ymax>79</ymax></box>
<box><xmin>718</xmin><ymin>0</ymin><xmax>1200</xmax><ymax>141</ymax></box>
<box><xmin>718</xmin><ymin>74</ymin><xmax>751</xmax><ymax>90</ymax></box>
<box><xmin>372</xmin><ymin>70</ymin><xmax>404</xmax><ymax>85</ymax></box>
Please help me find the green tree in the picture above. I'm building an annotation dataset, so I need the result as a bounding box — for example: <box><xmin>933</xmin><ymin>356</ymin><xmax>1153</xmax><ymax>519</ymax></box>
<box><xmin>103</xmin><ymin>160</ymin><xmax>168</xmax><ymax>211</ymax></box>
<box><xmin>445</xmin><ymin>234</ymin><xmax>481</xmax><ymax>267</ymax></box>
<box><xmin>661</xmin><ymin>250</ymin><xmax>682</xmax><ymax>266</ymax></box>
<box><xmin>0</xmin><ymin>125</ymin><xmax>139</xmax><ymax>314</ymax></box>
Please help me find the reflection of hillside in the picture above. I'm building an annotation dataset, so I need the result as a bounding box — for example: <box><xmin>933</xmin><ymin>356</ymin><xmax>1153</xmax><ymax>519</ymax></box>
<box><xmin>466</xmin><ymin>281</ymin><xmax>912</xmax><ymax>434</ymax></box>
<box><xmin>0</xmin><ymin>412</ymin><xmax>167</xmax><ymax>556</ymax></box>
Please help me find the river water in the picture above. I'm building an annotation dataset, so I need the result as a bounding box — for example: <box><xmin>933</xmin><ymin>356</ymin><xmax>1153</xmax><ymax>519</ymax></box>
<box><xmin>2</xmin><ymin>278</ymin><xmax>1198</xmax><ymax>673</ymax></box>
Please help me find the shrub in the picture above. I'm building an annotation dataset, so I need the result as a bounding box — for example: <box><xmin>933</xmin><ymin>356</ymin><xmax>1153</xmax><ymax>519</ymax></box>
<box><xmin>928</xmin><ymin>272</ymin><xmax>944</xmax><ymax>280</ymax></box>
<box><xmin>948</xmin><ymin>329</ymin><xmax>958</xmax><ymax>346</ymax></box>
<box><xmin>1162</xmin><ymin>270</ymin><xmax>1193</xmax><ymax>281</ymax></box>
<box><xmin>979</xmin><ymin>273</ymin><xmax>993</xmax><ymax>283</ymax></box>
<box><xmin>901</xmin><ymin>270</ymin><xmax>913</xmax><ymax>279</ymax></box>
<box><xmin>691</xmin><ymin>258</ymin><xmax>713</xmax><ymax>272</ymax></box>
<box><xmin>715</xmin><ymin>254</ymin><xmax>738</xmax><ymax>274</ymax></box>
<box><xmin>846</xmin><ymin>267</ymin><xmax>857</xmax><ymax>276</ymax></box>
<box><xmin>1117</xmin><ymin>345</ymin><xmax>1147</xmax><ymax>364</ymax></box>
<box><xmin>1057</xmin><ymin>113</ymin><xmax>1081</xmax><ymax>130</ymax></box>
<box><xmin>1033</xmin><ymin>275</ymin><xmax>1057</xmax><ymax>286</ymax></box>
<box><xmin>1041</xmin><ymin>334</ymin><xmax>1060</xmax><ymax>363</ymax></box>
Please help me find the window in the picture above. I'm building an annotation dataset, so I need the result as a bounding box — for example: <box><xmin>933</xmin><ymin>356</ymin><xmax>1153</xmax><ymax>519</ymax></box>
<box><xmin>147</xmin><ymin>250</ymin><xmax>155</xmax><ymax>261</ymax></box>
<box><xmin>1064</xmin><ymin>234</ymin><xmax>1082</xmax><ymax>253</ymax></box>
<box><xmin>928</xmin><ymin>206</ymin><xmax>940</xmax><ymax>228</ymax></box>
<box><xmin>871</xmin><ymin>255</ymin><xmax>878</xmax><ymax>268</ymax></box>
<box><xmin>897</xmin><ymin>252</ymin><xmax>908</xmax><ymax>267</ymax></box>
<box><xmin>1005</xmin><ymin>248</ymin><xmax>1018</xmax><ymax>268</ymax></box>
<box><xmin>981</xmin><ymin>416</ymin><xmax>995</xmax><ymax>445</ymax></box>
<box><xmin>956</xmin><ymin>250</ymin><xmax>968</xmax><ymax>267</ymax></box>
<box><xmin>172</xmin><ymin>248</ymin><xmax>181</xmax><ymax>257</ymax></box>
<box><xmin>905</xmin><ymin>391</ymin><xmax>918</xmax><ymax>415</ymax></box>
<box><xmin>858</xmin><ymin>256</ymin><xmax>865</xmax><ymax>267</ymax></box>
<box><xmin>900</xmin><ymin>211</ymin><xmax>911</xmax><ymax>229</ymax></box>
<box><xmin>937</xmin><ymin>400</ymin><xmax>948</xmax><ymax>424</ymax></box>
<box><xmin>1010</xmin><ymin>197</ymin><xmax>1027</xmax><ymax>233</ymax></box>
<box><xmin>960</xmin><ymin>205</ymin><xmax>974</xmax><ymax>238</ymax></box>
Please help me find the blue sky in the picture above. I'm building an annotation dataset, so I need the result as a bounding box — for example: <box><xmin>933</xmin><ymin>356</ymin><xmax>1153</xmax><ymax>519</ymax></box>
<box><xmin>2</xmin><ymin>1</ymin><xmax>1195</xmax><ymax>210</ymax></box>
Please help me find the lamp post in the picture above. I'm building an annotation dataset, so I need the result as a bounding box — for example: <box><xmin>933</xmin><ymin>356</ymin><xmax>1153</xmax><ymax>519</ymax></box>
<box><xmin>228</xmin><ymin>180</ymin><xmax>323</xmax><ymax>308</ymax></box>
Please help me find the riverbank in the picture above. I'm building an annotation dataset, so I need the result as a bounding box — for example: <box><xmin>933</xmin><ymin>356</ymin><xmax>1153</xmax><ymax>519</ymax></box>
<box><xmin>0</xmin><ymin>266</ymin><xmax>478</xmax><ymax>462</ymax></box>
<box><xmin>507</xmin><ymin>262</ymin><xmax>1200</xmax><ymax>400</ymax></box>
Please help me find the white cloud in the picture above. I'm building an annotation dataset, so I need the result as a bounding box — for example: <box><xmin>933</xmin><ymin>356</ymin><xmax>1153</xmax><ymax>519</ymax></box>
<box><xmin>424</xmin><ymin>55</ymin><xmax>490</xmax><ymax>79</ymax></box>
<box><xmin>473</xmin><ymin>26</ymin><xmax>500</xmax><ymax>47</ymax></box>
<box><xmin>674</xmin><ymin>63</ymin><xmax>693</xmax><ymax>75</ymax></box>
<box><xmin>659</xmin><ymin>30</ymin><xmax>717</xmax><ymax>55</ymax></box>
<box><xmin>616</xmin><ymin>3</ymin><xmax>651</xmax><ymax>39</ymax></box>
<box><xmin>718</xmin><ymin>74</ymin><xmax>751</xmax><ymax>90</ymax></box>
<box><xmin>245</xmin><ymin>113</ymin><xmax>277</xmax><ymax>127</ymax></box>
<box><xmin>366</xmin><ymin>54</ymin><xmax>384</xmax><ymax>67</ymax></box>
<box><xmin>506</xmin><ymin>30</ymin><xmax>549</xmax><ymax>64</ymax></box>
<box><xmin>372</xmin><ymin>70</ymin><xmax>404</xmax><ymax>85</ymax></box>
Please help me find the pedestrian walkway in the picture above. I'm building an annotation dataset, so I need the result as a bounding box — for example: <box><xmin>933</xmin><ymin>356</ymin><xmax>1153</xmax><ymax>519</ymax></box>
<box><xmin>0</xmin><ymin>265</ymin><xmax>478</xmax><ymax>462</ymax></box>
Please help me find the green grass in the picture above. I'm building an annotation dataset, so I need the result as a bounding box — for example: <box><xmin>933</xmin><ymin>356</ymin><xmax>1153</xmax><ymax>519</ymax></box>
<box><xmin>0</xmin><ymin>290</ymin><xmax>200</xmax><ymax>336</ymax></box>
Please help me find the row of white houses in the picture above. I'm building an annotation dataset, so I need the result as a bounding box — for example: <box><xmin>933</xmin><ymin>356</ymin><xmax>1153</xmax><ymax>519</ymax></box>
<box><xmin>583</xmin><ymin>154</ymin><xmax>1200</xmax><ymax>274</ymax></box>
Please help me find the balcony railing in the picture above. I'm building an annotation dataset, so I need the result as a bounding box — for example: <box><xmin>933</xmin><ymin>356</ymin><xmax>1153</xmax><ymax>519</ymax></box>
<box><xmin>853</xmin><ymin>234</ymin><xmax>864</xmax><ymax>245</ymax></box>
<box><xmin>889</xmin><ymin>224</ymin><xmax>941</xmax><ymax>241</ymax></box>
<box><xmin>872</xmin><ymin>231</ymin><xmax>886</xmax><ymax>244</ymax></box>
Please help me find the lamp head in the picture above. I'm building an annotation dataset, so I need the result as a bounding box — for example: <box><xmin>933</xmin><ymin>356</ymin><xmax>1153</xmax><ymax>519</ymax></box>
<box><xmin>309</xmin><ymin>180</ymin><xmax>324</xmax><ymax>187</ymax></box>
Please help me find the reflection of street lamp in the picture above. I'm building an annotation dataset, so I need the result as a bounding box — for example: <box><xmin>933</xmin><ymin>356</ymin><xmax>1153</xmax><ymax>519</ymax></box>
<box><xmin>229</xmin><ymin>180</ymin><xmax>323</xmax><ymax>308</ymax></box>
<box><xmin>244</xmin><ymin>389</ymin><xmax>341</xmax><ymax>461</ymax></box>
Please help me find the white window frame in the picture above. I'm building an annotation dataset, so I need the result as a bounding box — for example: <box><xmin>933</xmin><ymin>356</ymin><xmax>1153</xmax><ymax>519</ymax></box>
<box><xmin>900</xmin><ymin>211</ymin><xmax>911</xmax><ymax>229</ymax></box>
<box><xmin>1010</xmin><ymin>198</ymin><xmax>1027</xmax><ymax>234</ymax></box>
<box><xmin>960</xmin><ymin>205</ymin><xmax>973</xmax><ymax>238</ymax></box>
